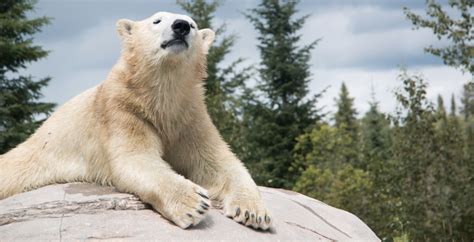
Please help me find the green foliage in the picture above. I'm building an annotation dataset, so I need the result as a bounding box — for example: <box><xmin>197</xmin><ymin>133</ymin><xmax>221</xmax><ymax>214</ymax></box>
<box><xmin>391</xmin><ymin>72</ymin><xmax>439</xmax><ymax>240</ymax></box>
<box><xmin>294</xmin><ymin>164</ymin><xmax>374</xmax><ymax>229</ymax></box>
<box><xmin>461</xmin><ymin>117</ymin><xmax>474</xmax><ymax>237</ymax></box>
<box><xmin>334</xmin><ymin>82</ymin><xmax>360</xmax><ymax>166</ymax></box>
<box><xmin>390</xmin><ymin>71</ymin><xmax>472</xmax><ymax>240</ymax></box>
<box><xmin>360</xmin><ymin>101</ymin><xmax>399</xmax><ymax>238</ymax></box>
<box><xmin>177</xmin><ymin>0</ymin><xmax>250</xmax><ymax>154</ymax></box>
<box><xmin>0</xmin><ymin>0</ymin><xmax>55</xmax><ymax>154</ymax></box>
<box><xmin>361</xmin><ymin>100</ymin><xmax>391</xmax><ymax>171</ymax></box>
<box><xmin>461</xmin><ymin>83</ymin><xmax>474</xmax><ymax>119</ymax></box>
<box><xmin>242</xmin><ymin>0</ymin><xmax>321</xmax><ymax>188</ymax></box>
<box><xmin>334</xmin><ymin>83</ymin><xmax>358</xmax><ymax>134</ymax></box>
<box><xmin>293</xmin><ymin>124</ymin><xmax>356</xmax><ymax>172</ymax></box>
<box><xmin>404</xmin><ymin>0</ymin><xmax>474</xmax><ymax>76</ymax></box>
<box><xmin>294</xmin><ymin>100</ymin><xmax>398</xmax><ymax>239</ymax></box>
<box><xmin>436</xmin><ymin>94</ymin><xmax>447</xmax><ymax>120</ymax></box>
<box><xmin>292</xmin><ymin>71</ymin><xmax>473</xmax><ymax>240</ymax></box>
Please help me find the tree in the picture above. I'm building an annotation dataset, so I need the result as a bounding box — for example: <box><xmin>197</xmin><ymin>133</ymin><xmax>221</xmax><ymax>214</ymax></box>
<box><xmin>177</xmin><ymin>0</ymin><xmax>250</xmax><ymax>154</ymax></box>
<box><xmin>333</xmin><ymin>82</ymin><xmax>359</xmax><ymax>166</ymax></box>
<box><xmin>434</xmin><ymin>93</ymin><xmax>469</xmax><ymax>240</ymax></box>
<box><xmin>334</xmin><ymin>83</ymin><xmax>358</xmax><ymax>133</ymax></box>
<box><xmin>391</xmin><ymin>70</ymin><xmax>472</xmax><ymax>240</ymax></box>
<box><xmin>404</xmin><ymin>0</ymin><xmax>474</xmax><ymax>76</ymax></box>
<box><xmin>294</xmin><ymin>164</ymin><xmax>374</xmax><ymax>234</ymax></box>
<box><xmin>361</xmin><ymin>98</ymin><xmax>391</xmax><ymax>169</ymax></box>
<box><xmin>357</xmin><ymin>98</ymin><xmax>398</xmax><ymax>238</ymax></box>
<box><xmin>460</xmin><ymin>83</ymin><xmax>474</xmax><ymax>119</ymax></box>
<box><xmin>242</xmin><ymin>0</ymin><xmax>320</xmax><ymax>188</ymax></box>
<box><xmin>0</xmin><ymin>0</ymin><xmax>55</xmax><ymax>154</ymax></box>
<box><xmin>450</xmin><ymin>94</ymin><xmax>456</xmax><ymax>116</ymax></box>
<box><xmin>293</xmin><ymin>123</ymin><xmax>357</xmax><ymax>173</ymax></box>
<box><xmin>436</xmin><ymin>94</ymin><xmax>447</xmax><ymax>120</ymax></box>
<box><xmin>461</xmin><ymin>90</ymin><xmax>474</xmax><ymax>238</ymax></box>
<box><xmin>391</xmin><ymin>71</ymin><xmax>437</xmax><ymax>240</ymax></box>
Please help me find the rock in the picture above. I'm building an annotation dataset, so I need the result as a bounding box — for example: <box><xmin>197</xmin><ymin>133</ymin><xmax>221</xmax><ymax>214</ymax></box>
<box><xmin>0</xmin><ymin>183</ymin><xmax>379</xmax><ymax>241</ymax></box>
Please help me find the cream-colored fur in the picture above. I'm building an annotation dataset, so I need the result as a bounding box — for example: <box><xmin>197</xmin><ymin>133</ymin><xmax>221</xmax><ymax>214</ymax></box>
<box><xmin>0</xmin><ymin>12</ymin><xmax>271</xmax><ymax>230</ymax></box>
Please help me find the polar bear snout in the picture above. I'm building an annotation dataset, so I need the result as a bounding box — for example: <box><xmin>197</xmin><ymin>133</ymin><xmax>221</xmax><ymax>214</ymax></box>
<box><xmin>172</xmin><ymin>19</ymin><xmax>191</xmax><ymax>37</ymax></box>
<box><xmin>160</xmin><ymin>19</ymin><xmax>192</xmax><ymax>51</ymax></box>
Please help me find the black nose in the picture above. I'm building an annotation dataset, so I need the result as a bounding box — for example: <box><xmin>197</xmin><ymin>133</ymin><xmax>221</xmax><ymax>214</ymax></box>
<box><xmin>172</xmin><ymin>19</ymin><xmax>191</xmax><ymax>36</ymax></box>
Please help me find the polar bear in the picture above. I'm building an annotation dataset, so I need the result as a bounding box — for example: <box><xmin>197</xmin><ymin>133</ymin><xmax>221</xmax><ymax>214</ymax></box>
<box><xmin>0</xmin><ymin>12</ymin><xmax>271</xmax><ymax>230</ymax></box>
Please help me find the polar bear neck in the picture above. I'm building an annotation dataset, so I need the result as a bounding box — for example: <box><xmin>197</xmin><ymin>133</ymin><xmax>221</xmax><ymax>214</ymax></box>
<box><xmin>107</xmin><ymin>54</ymin><xmax>208</xmax><ymax>140</ymax></box>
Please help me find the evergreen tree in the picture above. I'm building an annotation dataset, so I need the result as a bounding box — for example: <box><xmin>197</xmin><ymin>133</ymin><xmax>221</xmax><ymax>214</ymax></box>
<box><xmin>334</xmin><ymin>83</ymin><xmax>358</xmax><ymax>132</ymax></box>
<box><xmin>434</xmin><ymin>93</ymin><xmax>468</xmax><ymax>240</ymax></box>
<box><xmin>461</xmin><ymin>91</ymin><xmax>474</xmax><ymax>237</ymax></box>
<box><xmin>405</xmin><ymin>0</ymin><xmax>474</xmax><ymax>76</ymax></box>
<box><xmin>450</xmin><ymin>93</ymin><xmax>457</xmax><ymax>116</ymax></box>
<box><xmin>436</xmin><ymin>94</ymin><xmax>447</xmax><ymax>120</ymax></box>
<box><xmin>361</xmin><ymin>99</ymin><xmax>391</xmax><ymax>172</ymax></box>
<box><xmin>460</xmin><ymin>85</ymin><xmax>474</xmax><ymax>233</ymax></box>
<box><xmin>333</xmin><ymin>82</ymin><xmax>359</xmax><ymax>166</ymax></box>
<box><xmin>360</xmin><ymin>99</ymin><xmax>398</xmax><ymax>238</ymax></box>
<box><xmin>243</xmin><ymin>0</ymin><xmax>320</xmax><ymax>188</ymax></box>
<box><xmin>0</xmin><ymin>0</ymin><xmax>55</xmax><ymax>154</ymax></box>
<box><xmin>460</xmin><ymin>83</ymin><xmax>474</xmax><ymax>119</ymax></box>
<box><xmin>177</xmin><ymin>0</ymin><xmax>250</xmax><ymax>154</ymax></box>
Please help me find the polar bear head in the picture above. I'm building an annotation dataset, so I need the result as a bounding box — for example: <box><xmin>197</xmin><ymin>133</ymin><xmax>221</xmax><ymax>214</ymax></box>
<box><xmin>116</xmin><ymin>12</ymin><xmax>215</xmax><ymax>67</ymax></box>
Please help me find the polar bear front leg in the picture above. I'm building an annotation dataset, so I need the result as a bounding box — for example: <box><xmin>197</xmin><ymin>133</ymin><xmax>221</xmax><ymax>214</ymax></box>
<box><xmin>110</xmin><ymin>156</ymin><xmax>211</xmax><ymax>229</ymax></box>
<box><xmin>216</xmin><ymin>159</ymin><xmax>273</xmax><ymax>230</ymax></box>
<box><xmin>216</xmin><ymin>150</ymin><xmax>272</xmax><ymax>230</ymax></box>
<box><xmin>179</xmin><ymin>119</ymin><xmax>272</xmax><ymax>230</ymax></box>
<box><xmin>106</xmin><ymin>115</ymin><xmax>210</xmax><ymax>229</ymax></box>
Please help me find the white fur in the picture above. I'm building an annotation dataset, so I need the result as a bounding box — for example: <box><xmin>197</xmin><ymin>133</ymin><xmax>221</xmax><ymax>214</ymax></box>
<box><xmin>0</xmin><ymin>12</ymin><xmax>271</xmax><ymax>230</ymax></box>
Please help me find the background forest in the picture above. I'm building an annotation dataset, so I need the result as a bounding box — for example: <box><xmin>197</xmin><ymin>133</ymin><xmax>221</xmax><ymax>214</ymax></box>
<box><xmin>0</xmin><ymin>0</ymin><xmax>473</xmax><ymax>241</ymax></box>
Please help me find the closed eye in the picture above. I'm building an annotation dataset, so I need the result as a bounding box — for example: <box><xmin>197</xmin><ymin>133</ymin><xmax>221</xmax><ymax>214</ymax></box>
<box><xmin>190</xmin><ymin>24</ymin><xmax>195</xmax><ymax>29</ymax></box>
<box><xmin>153</xmin><ymin>19</ymin><xmax>161</xmax><ymax>24</ymax></box>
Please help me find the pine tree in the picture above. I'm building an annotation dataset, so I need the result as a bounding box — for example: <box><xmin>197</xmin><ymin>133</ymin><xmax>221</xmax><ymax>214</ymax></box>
<box><xmin>335</xmin><ymin>83</ymin><xmax>358</xmax><ymax>132</ymax></box>
<box><xmin>460</xmin><ymin>83</ymin><xmax>474</xmax><ymax>119</ymax></box>
<box><xmin>0</xmin><ymin>0</ymin><xmax>55</xmax><ymax>154</ymax></box>
<box><xmin>243</xmin><ymin>0</ymin><xmax>320</xmax><ymax>188</ymax></box>
<box><xmin>450</xmin><ymin>93</ymin><xmax>457</xmax><ymax>116</ymax></box>
<box><xmin>333</xmin><ymin>82</ymin><xmax>359</xmax><ymax>166</ymax></box>
<box><xmin>404</xmin><ymin>0</ymin><xmax>474</xmax><ymax>76</ymax></box>
<box><xmin>361</xmin><ymin>99</ymin><xmax>391</xmax><ymax>171</ymax></box>
<box><xmin>461</xmin><ymin>90</ymin><xmax>474</xmax><ymax>237</ymax></box>
<box><xmin>360</xmin><ymin>98</ymin><xmax>397</xmax><ymax>238</ymax></box>
<box><xmin>177</xmin><ymin>0</ymin><xmax>250</xmax><ymax>154</ymax></box>
<box><xmin>436</xmin><ymin>94</ymin><xmax>447</xmax><ymax>120</ymax></box>
<box><xmin>434</xmin><ymin>93</ymin><xmax>468</xmax><ymax>240</ymax></box>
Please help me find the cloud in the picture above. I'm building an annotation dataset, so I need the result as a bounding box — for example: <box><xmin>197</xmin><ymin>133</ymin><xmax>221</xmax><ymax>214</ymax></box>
<box><xmin>301</xmin><ymin>5</ymin><xmax>445</xmax><ymax>70</ymax></box>
<box><xmin>24</xmin><ymin>0</ymin><xmax>468</xmax><ymax>120</ymax></box>
<box><xmin>27</xmin><ymin>18</ymin><xmax>122</xmax><ymax>104</ymax></box>
<box><xmin>311</xmin><ymin>66</ymin><xmax>470</xmax><ymax>117</ymax></box>
<box><xmin>299</xmin><ymin>0</ymin><xmax>428</xmax><ymax>11</ymax></box>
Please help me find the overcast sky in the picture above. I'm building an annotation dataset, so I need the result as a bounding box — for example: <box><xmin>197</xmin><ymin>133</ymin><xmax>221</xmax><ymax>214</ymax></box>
<box><xmin>28</xmin><ymin>0</ymin><xmax>471</xmax><ymax>116</ymax></box>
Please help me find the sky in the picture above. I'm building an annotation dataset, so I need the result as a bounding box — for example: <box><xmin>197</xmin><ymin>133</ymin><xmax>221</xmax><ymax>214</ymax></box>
<box><xmin>27</xmin><ymin>0</ymin><xmax>471</xmax><ymax>117</ymax></box>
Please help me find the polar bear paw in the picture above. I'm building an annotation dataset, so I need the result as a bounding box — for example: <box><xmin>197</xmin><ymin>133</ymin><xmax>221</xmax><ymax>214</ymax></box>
<box><xmin>161</xmin><ymin>182</ymin><xmax>211</xmax><ymax>229</ymax></box>
<box><xmin>223</xmin><ymin>193</ymin><xmax>272</xmax><ymax>230</ymax></box>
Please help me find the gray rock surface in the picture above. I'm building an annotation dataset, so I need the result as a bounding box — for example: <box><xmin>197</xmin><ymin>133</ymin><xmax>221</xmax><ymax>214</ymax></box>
<box><xmin>0</xmin><ymin>183</ymin><xmax>379</xmax><ymax>241</ymax></box>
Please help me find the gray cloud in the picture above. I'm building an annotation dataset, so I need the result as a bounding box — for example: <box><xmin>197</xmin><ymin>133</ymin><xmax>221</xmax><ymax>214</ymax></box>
<box><xmin>27</xmin><ymin>0</ymin><xmax>467</xmax><ymax>116</ymax></box>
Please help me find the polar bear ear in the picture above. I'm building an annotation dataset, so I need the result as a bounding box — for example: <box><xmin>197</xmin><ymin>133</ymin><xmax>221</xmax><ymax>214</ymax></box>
<box><xmin>116</xmin><ymin>19</ymin><xmax>135</xmax><ymax>40</ymax></box>
<box><xmin>199</xmin><ymin>29</ymin><xmax>215</xmax><ymax>53</ymax></box>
